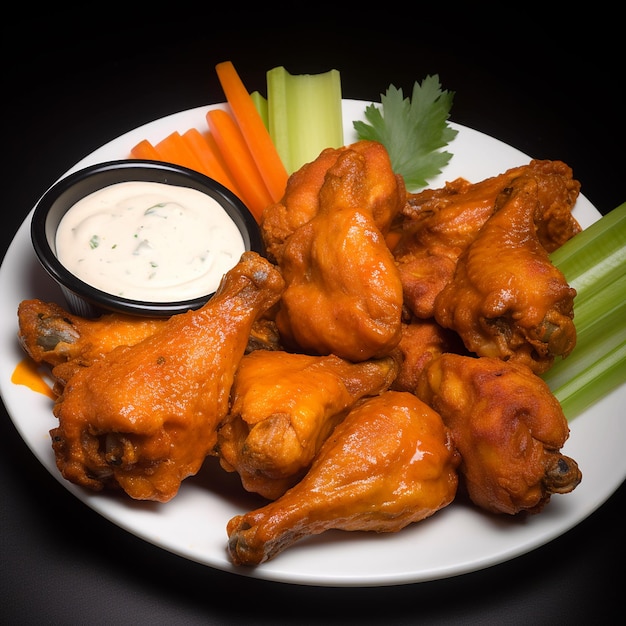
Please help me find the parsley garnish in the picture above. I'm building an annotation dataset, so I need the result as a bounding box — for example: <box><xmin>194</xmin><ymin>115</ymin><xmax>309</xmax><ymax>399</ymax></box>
<box><xmin>353</xmin><ymin>75</ymin><xmax>458</xmax><ymax>191</ymax></box>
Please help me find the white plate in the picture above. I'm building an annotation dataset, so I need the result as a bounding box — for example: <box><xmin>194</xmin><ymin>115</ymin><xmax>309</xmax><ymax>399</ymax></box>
<box><xmin>1</xmin><ymin>100</ymin><xmax>624</xmax><ymax>587</ymax></box>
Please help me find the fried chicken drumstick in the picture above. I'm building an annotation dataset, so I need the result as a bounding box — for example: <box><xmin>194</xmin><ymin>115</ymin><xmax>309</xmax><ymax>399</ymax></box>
<box><xmin>394</xmin><ymin>159</ymin><xmax>581</xmax><ymax>320</ymax></box>
<box><xmin>433</xmin><ymin>174</ymin><xmax>577</xmax><ymax>373</ymax></box>
<box><xmin>416</xmin><ymin>353</ymin><xmax>581</xmax><ymax>515</ymax></box>
<box><xmin>390</xmin><ymin>316</ymin><xmax>466</xmax><ymax>393</ymax></box>
<box><xmin>226</xmin><ymin>390</ymin><xmax>459</xmax><ymax>565</ymax></box>
<box><xmin>50</xmin><ymin>251</ymin><xmax>285</xmax><ymax>502</ymax></box>
<box><xmin>217</xmin><ymin>350</ymin><xmax>399</xmax><ymax>500</ymax></box>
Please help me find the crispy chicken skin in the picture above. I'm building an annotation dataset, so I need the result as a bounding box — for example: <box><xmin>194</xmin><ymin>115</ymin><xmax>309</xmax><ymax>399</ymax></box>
<box><xmin>261</xmin><ymin>140</ymin><xmax>405</xmax><ymax>265</ymax></box>
<box><xmin>274</xmin><ymin>144</ymin><xmax>405</xmax><ymax>361</ymax></box>
<box><xmin>433</xmin><ymin>175</ymin><xmax>577</xmax><ymax>374</ymax></box>
<box><xmin>390</xmin><ymin>317</ymin><xmax>466</xmax><ymax>393</ymax></box>
<box><xmin>260</xmin><ymin>147</ymin><xmax>343</xmax><ymax>265</ymax></box>
<box><xmin>217</xmin><ymin>350</ymin><xmax>399</xmax><ymax>500</ymax></box>
<box><xmin>394</xmin><ymin>160</ymin><xmax>581</xmax><ymax>319</ymax></box>
<box><xmin>17</xmin><ymin>299</ymin><xmax>167</xmax><ymax>393</ymax></box>
<box><xmin>17</xmin><ymin>299</ymin><xmax>166</xmax><ymax>367</ymax></box>
<box><xmin>50</xmin><ymin>252</ymin><xmax>285</xmax><ymax>502</ymax></box>
<box><xmin>416</xmin><ymin>353</ymin><xmax>581</xmax><ymax>515</ymax></box>
<box><xmin>394</xmin><ymin>177</ymin><xmax>498</xmax><ymax>319</ymax></box>
<box><xmin>226</xmin><ymin>390</ymin><xmax>459</xmax><ymax>565</ymax></box>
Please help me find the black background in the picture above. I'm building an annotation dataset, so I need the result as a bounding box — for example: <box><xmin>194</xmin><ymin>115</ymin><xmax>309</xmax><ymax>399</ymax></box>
<box><xmin>3</xmin><ymin>13</ymin><xmax>624</xmax><ymax>624</ymax></box>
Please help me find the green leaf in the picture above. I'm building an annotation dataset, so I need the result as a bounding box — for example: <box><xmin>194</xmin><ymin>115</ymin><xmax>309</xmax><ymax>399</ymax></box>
<box><xmin>353</xmin><ymin>76</ymin><xmax>458</xmax><ymax>191</ymax></box>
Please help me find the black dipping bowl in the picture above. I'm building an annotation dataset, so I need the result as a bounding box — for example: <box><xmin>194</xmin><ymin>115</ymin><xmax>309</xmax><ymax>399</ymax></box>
<box><xmin>31</xmin><ymin>160</ymin><xmax>264</xmax><ymax>318</ymax></box>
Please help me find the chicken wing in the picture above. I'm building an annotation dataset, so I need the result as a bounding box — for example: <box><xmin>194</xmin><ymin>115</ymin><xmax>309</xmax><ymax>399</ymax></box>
<box><xmin>226</xmin><ymin>390</ymin><xmax>459</xmax><ymax>565</ymax></box>
<box><xmin>50</xmin><ymin>251</ymin><xmax>285</xmax><ymax>502</ymax></box>
<box><xmin>394</xmin><ymin>177</ymin><xmax>497</xmax><ymax>319</ymax></box>
<box><xmin>261</xmin><ymin>140</ymin><xmax>405</xmax><ymax>265</ymax></box>
<box><xmin>394</xmin><ymin>160</ymin><xmax>581</xmax><ymax>319</ymax></box>
<box><xmin>17</xmin><ymin>299</ymin><xmax>167</xmax><ymax>393</ymax></box>
<box><xmin>17</xmin><ymin>299</ymin><xmax>166</xmax><ymax>367</ymax></box>
<box><xmin>260</xmin><ymin>146</ymin><xmax>343</xmax><ymax>265</ymax></box>
<box><xmin>17</xmin><ymin>298</ymin><xmax>282</xmax><ymax>392</ymax></box>
<box><xmin>275</xmin><ymin>143</ymin><xmax>405</xmax><ymax>361</ymax></box>
<box><xmin>416</xmin><ymin>353</ymin><xmax>581</xmax><ymax>515</ymax></box>
<box><xmin>433</xmin><ymin>175</ymin><xmax>577</xmax><ymax>373</ymax></box>
<box><xmin>217</xmin><ymin>350</ymin><xmax>399</xmax><ymax>500</ymax></box>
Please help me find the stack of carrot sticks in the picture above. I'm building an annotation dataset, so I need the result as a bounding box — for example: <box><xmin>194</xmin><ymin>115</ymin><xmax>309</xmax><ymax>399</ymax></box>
<box><xmin>130</xmin><ymin>61</ymin><xmax>288</xmax><ymax>223</ymax></box>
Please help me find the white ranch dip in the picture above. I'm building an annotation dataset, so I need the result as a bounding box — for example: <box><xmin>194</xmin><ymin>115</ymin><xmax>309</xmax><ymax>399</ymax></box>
<box><xmin>55</xmin><ymin>181</ymin><xmax>246</xmax><ymax>302</ymax></box>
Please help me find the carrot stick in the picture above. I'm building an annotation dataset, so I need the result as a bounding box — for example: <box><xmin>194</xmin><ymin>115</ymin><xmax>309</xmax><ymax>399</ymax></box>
<box><xmin>206</xmin><ymin>108</ymin><xmax>274</xmax><ymax>222</ymax></box>
<box><xmin>205</xmin><ymin>131</ymin><xmax>232</xmax><ymax>176</ymax></box>
<box><xmin>215</xmin><ymin>61</ymin><xmax>288</xmax><ymax>203</ymax></box>
<box><xmin>130</xmin><ymin>139</ymin><xmax>161</xmax><ymax>160</ymax></box>
<box><xmin>155</xmin><ymin>131</ymin><xmax>207</xmax><ymax>172</ymax></box>
<box><xmin>181</xmin><ymin>127</ymin><xmax>242</xmax><ymax>197</ymax></box>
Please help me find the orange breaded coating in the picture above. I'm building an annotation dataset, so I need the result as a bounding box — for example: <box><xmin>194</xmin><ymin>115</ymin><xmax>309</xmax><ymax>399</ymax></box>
<box><xmin>50</xmin><ymin>252</ymin><xmax>285</xmax><ymax>503</ymax></box>
<box><xmin>226</xmin><ymin>390</ymin><xmax>459</xmax><ymax>565</ymax></box>
<box><xmin>274</xmin><ymin>143</ymin><xmax>405</xmax><ymax>361</ymax></box>
<box><xmin>261</xmin><ymin>140</ymin><xmax>405</xmax><ymax>265</ymax></box>
<box><xmin>217</xmin><ymin>350</ymin><xmax>399</xmax><ymax>500</ymax></box>
<box><xmin>390</xmin><ymin>316</ymin><xmax>465</xmax><ymax>393</ymax></box>
<box><xmin>17</xmin><ymin>299</ymin><xmax>166</xmax><ymax>367</ymax></box>
<box><xmin>416</xmin><ymin>353</ymin><xmax>581</xmax><ymax>515</ymax></box>
<box><xmin>433</xmin><ymin>174</ymin><xmax>577</xmax><ymax>373</ymax></box>
<box><xmin>394</xmin><ymin>159</ymin><xmax>580</xmax><ymax>320</ymax></box>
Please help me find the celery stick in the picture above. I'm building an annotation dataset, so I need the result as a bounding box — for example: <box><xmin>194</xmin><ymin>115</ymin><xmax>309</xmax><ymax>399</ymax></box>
<box><xmin>551</xmin><ymin>202</ymin><xmax>626</xmax><ymax>301</ymax></box>
<box><xmin>552</xmin><ymin>339</ymin><xmax>626</xmax><ymax>420</ymax></box>
<box><xmin>266</xmin><ymin>66</ymin><xmax>343</xmax><ymax>174</ymax></box>
<box><xmin>570</xmin><ymin>273</ymin><xmax>626</xmax><ymax>333</ymax></box>
<box><xmin>250</xmin><ymin>91</ymin><xmax>268</xmax><ymax>130</ymax></box>
<box><xmin>542</xmin><ymin>292</ymin><xmax>626</xmax><ymax>390</ymax></box>
<box><xmin>544</xmin><ymin>203</ymin><xmax>626</xmax><ymax>420</ymax></box>
<box><xmin>266</xmin><ymin>68</ymin><xmax>291</xmax><ymax>171</ymax></box>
